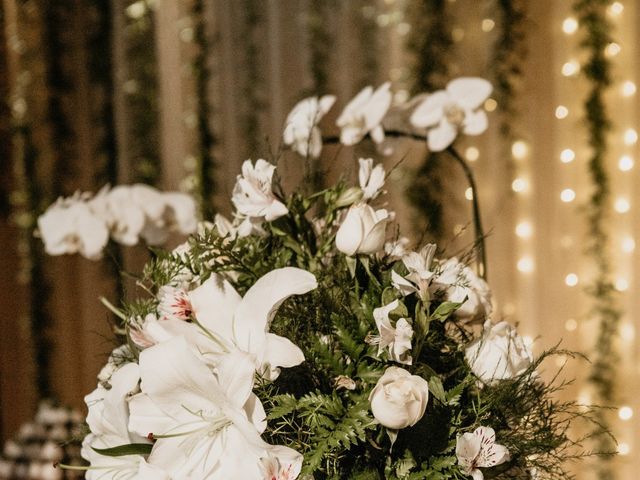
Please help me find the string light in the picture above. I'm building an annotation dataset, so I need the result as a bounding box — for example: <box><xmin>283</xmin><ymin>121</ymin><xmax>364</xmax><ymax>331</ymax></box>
<box><xmin>565</xmin><ymin>318</ymin><xmax>578</xmax><ymax>332</ymax></box>
<box><xmin>614</xmin><ymin>197</ymin><xmax>631</xmax><ymax>213</ymax></box>
<box><xmin>608</xmin><ymin>1</ymin><xmax>624</xmax><ymax>16</ymax></box>
<box><xmin>465</xmin><ymin>147</ymin><xmax>480</xmax><ymax>162</ymax></box>
<box><xmin>560</xmin><ymin>148</ymin><xmax>575</xmax><ymax>163</ymax></box>
<box><xmin>484</xmin><ymin>98</ymin><xmax>498</xmax><ymax>112</ymax></box>
<box><xmin>565</xmin><ymin>273</ymin><xmax>579</xmax><ymax>287</ymax></box>
<box><xmin>622</xmin><ymin>236</ymin><xmax>635</xmax><ymax>253</ymax></box>
<box><xmin>619</xmin><ymin>406</ymin><xmax>633</xmax><ymax>421</ymax></box>
<box><xmin>620</xmin><ymin>322</ymin><xmax>635</xmax><ymax>341</ymax></box>
<box><xmin>560</xmin><ymin>188</ymin><xmax>576</xmax><ymax>202</ymax></box>
<box><xmin>555</xmin><ymin>105</ymin><xmax>569</xmax><ymax>119</ymax></box>
<box><xmin>511</xmin><ymin>178</ymin><xmax>528</xmax><ymax>193</ymax></box>
<box><xmin>465</xmin><ymin>187</ymin><xmax>473</xmax><ymax>201</ymax></box>
<box><xmin>562</xmin><ymin>17</ymin><xmax>578</xmax><ymax>35</ymax></box>
<box><xmin>615</xmin><ymin>277</ymin><xmax>629</xmax><ymax>292</ymax></box>
<box><xmin>617</xmin><ymin>443</ymin><xmax>631</xmax><ymax>456</ymax></box>
<box><xmin>511</xmin><ymin>140</ymin><xmax>529</xmax><ymax>159</ymax></box>
<box><xmin>624</xmin><ymin>128</ymin><xmax>638</xmax><ymax>145</ymax></box>
<box><xmin>517</xmin><ymin>256</ymin><xmax>535</xmax><ymax>274</ymax></box>
<box><xmin>561</xmin><ymin>60</ymin><xmax>580</xmax><ymax>77</ymax></box>
<box><xmin>621</xmin><ymin>80</ymin><xmax>636</xmax><ymax>97</ymax></box>
<box><xmin>481</xmin><ymin>18</ymin><xmax>495</xmax><ymax>32</ymax></box>
<box><xmin>605</xmin><ymin>42</ymin><xmax>621</xmax><ymax>57</ymax></box>
<box><xmin>618</xmin><ymin>155</ymin><xmax>634</xmax><ymax>171</ymax></box>
<box><xmin>515</xmin><ymin>221</ymin><xmax>533</xmax><ymax>239</ymax></box>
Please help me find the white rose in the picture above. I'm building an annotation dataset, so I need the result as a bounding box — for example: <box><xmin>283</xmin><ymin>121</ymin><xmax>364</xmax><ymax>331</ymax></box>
<box><xmin>369</xmin><ymin>367</ymin><xmax>429</xmax><ymax>430</ymax></box>
<box><xmin>335</xmin><ymin>203</ymin><xmax>390</xmax><ymax>256</ymax></box>
<box><xmin>465</xmin><ymin>321</ymin><xmax>533</xmax><ymax>383</ymax></box>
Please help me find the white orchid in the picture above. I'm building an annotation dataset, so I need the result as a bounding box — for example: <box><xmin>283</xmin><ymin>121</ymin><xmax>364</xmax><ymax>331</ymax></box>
<box><xmin>370</xmin><ymin>300</ymin><xmax>413</xmax><ymax>365</ymax></box>
<box><xmin>335</xmin><ymin>204</ymin><xmax>390</xmax><ymax>256</ymax></box>
<box><xmin>358</xmin><ymin>158</ymin><xmax>385</xmax><ymax>200</ymax></box>
<box><xmin>91</xmin><ymin>185</ymin><xmax>146</xmax><ymax>246</ymax></box>
<box><xmin>37</xmin><ymin>196</ymin><xmax>109</xmax><ymax>260</ymax></box>
<box><xmin>128</xmin><ymin>337</ymin><xmax>302</xmax><ymax>478</ymax></box>
<box><xmin>456</xmin><ymin>426</ymin><xmax>510</xmax><ymax>480</ymax></box>
<box><xmin>410</xmin><ymin>77</ymin><xmax>492</xmax><ymax>151</ymax></box>
<box><xmin>283</xmin><ymin>95</ymin><xmax>336</xmax><ymax>158</ymax></box>
<box><xmin>188</xmin><ymin>267</ymin><xmax>317</xmax><ymax>379</ymax></box>
<box><xmin>337</xmin><ymin>82</ymin><xmax>392</xmax><ymax>145</ymax></box>
<box><xmin>232</xmin><ymin>159</ymin><xmax>288</xmax><ymax>222</ymax></box>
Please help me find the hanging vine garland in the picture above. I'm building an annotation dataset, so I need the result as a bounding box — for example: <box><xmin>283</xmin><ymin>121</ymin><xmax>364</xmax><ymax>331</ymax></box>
<box><xmin>574</xmin><ymin>1</ymin><xmax>620</xmax><ymax>477</ymax></box>
<box><xmin>405</xmin><ymin>0</ymin><xmax>453</xmax><ymax>243</ymax></box>
<box><xmin>189</xmin><ymin>0</ymin><xmax>216</xmax><ymax>218</ymax></box>
<box><xmin>491</xmin><ymin>0</ymin><xmax>528</xmax><ymax>140</ymax></box>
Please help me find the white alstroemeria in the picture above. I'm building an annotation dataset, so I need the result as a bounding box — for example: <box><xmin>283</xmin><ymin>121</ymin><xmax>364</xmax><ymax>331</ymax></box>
<box><xmin>335</xmin><ymin>204</ymin><xmax>390</xmax><ymax>256</ymax></box>
<box><xmin>188</xmin><ymin>267</ymin><xmax>317</xmax><ymax>379</ymax></box>
<box><xmin>236</xmin><ymin>214</ymin><xmax>268</xmax><ymax>238</ymax></box>
<box><xmin>358</xmin><ymin>158</ymin><xmax>385</xmax><ymax>200</ymax></box>
<box><xmin>465</xmin><ymin>321</ymin><xmax>533</xmax><ymax>384</ymax></box>
<box><xmin>283</xmin><ymin>95</ymin><xmax>336</xmax><ymax>158</ymax></box>
<box><xmin>431</xmin><ymin>257</ymin><xmax>492</xmax><ymax>321</ymax></box>
<box><xmin>259</xmin><ymin>451</ymin><xmax>303</xmax><ymax>480</ymax></box>
<box><xmin>214</xmin><ymin>213</ymin><xmax>237</xmax><ymax>239</ymax></box>
<box><xmin>232</xmin><ymin>159</ymin><xmax>288</xmax><ymax>222</ymax></box>
<box><xmin>337</xmin><ymin>82</ymin><xmax>392</xmax><ymax>146</ymax></box>
<box><xmin>37</xmin><ymin>196</ymin><xmax>109</xmax><ymax>260</ymax></box>
<box><xmin>370</xmin><ymin>300</ymin><xmax>413</xmax><ymax>365</ymax></box>
<box><xmin>157</xmin><ymin>285</ymin><xmax>193</xmax><ymax>322</ymax></box>
<box><xmin>128</xmin><ymin>337</ymin><xmax>302</xmax><ymax>479</ymax></box>
<box><xmin>384</xmin><ymin>236</ymin><xmax>410</xmax><ymax>259</ymax></box>
<box><xmin>391</xmin><ymin>244</ymin><xmax>437</xmax><ymax>300</ymax></box>
<box><xmin>410</xmin><ymin>77</ymin><xmax>492</xmax><ymax>152</ymax></box>
<box><xmin>81</xmin><ymin>363</ymin><xmax>167</xmax><ymax>479</ymax></box>
<box><xmin>456</xmin><ymin>426</ymin><xmax>510</xmax><ymax>480</ymax></box>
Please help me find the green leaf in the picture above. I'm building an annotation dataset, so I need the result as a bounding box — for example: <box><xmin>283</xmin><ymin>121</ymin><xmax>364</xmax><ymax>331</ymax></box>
<box><xmin>428</xmin><ymin>376</ymin><xmax>447</xmax><ymax>404</ymax></box>
<box><xmin>92</xmin><ymin>443</ymin><xmax>153</xmax><ymax>457</ymax></box>
<box><xmin>430</xmin><ymin>301</ymin><xmax>462</xmax><ymax>322</ymax></box>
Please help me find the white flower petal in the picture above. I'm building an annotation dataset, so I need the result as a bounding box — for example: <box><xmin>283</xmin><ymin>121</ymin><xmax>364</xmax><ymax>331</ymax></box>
<box><xmin>446</xmin><ymin>77</ymin><xmax>493</xmax><ymax>110</ymax></box>
<box><xmin>427</xmin><ymin>120</ymin><xmax>458</xmax><ymax>151</ymax></box>
<box><xmin>262</xmin><ymin>333</ymin><xmax>305</xmax><ymax>380</ymax></box>
<box><xmin>410</xmin><ymin>90</ymin><xmax>449</xmax><ymax>128</ymax></box>
<box><xmin>463</xmin><ymin>110</ymin><xmax>489</xmax><ymax>136</ymax></box>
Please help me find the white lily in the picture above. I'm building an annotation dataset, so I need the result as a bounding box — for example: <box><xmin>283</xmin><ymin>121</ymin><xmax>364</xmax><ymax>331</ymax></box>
<box><xmin>283</xmin><ymin>95</ymin><xmax>336</xmax><ymax>158</ymax></box>
<box><xmin>231</xmin><ymin>159</ymin><xmax>289</xmax><ymax>222</ymax></box>
<box><xmin>37</xmin><ymin>196</ymin><xmax>109</xmax><ymax>260</ymax></box>
<box><xmin>358</xmin><ymin>158</ymin><xmax>385</xmax><ymax>200</ymax></box>
<box><xmin>81</xmin><ymin>363</ymin><xmax>167</xmax><ymax>479</ymax></box>
<box><xmin>188</xmin><ymin>267</ymin><xmax>317</xmax><ymax>379</ymax></box>
<box><xmin>371</xmin><ymin>300</ymin><xmax>413</xmax><ymax>365</ymax></box>
<box><xmin>128</xmin><ymin>337</ymin><xmax>302</xmax><ymax>478</ymax></box>
<box><xmin>410</xmin><ymin>77</ymin><xmax>492</xmax><ymax>151</ymax></box>
<box><xmin>456</xmin><ymin>426</ymin><xmax>510</xmax><ymax>480</ymax></box>
<box><xmin>337</xmin><ymin>83</ymin><xmax>392</xmax><ymax>145</ymax></box>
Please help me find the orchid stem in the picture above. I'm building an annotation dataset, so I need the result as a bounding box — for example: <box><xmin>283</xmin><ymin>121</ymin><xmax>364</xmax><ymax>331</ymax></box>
<box><xmin>445</xmin><ymin>146</ymin><xmax>487</xmax><ymax>280</ymax></box>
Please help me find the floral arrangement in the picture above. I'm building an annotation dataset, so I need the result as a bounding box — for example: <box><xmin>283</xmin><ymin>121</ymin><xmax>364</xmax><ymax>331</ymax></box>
<box><xmin>61</xmin><ymin>79</ymin><xmax>600</xmax><ymax>479</ymax></box>
<box><xmin>37</xmin><ymin>184</ymin><xmax>198</xmax><ymax>260</ymax></box>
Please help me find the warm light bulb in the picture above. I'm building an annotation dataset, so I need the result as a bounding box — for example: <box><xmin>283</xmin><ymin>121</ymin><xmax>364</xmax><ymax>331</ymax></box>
<box><xmin>561</xmin><ymin>61</ymin><xmax>580</xmax><ymax>77</ymax></box>
<box><xmin>620</xmin><ymin>322</ymin><xmax>635</xmax><ymax>341</ymax></box>
<box><xmin>618</xmin><ymin>155</ymin><xmax>634</xmax><ymax>171</ymax></box>
<box><xmin>481</xmin><ymin>18</ymin><xmax>495</xmax><ymax>32</ymax></box>
<box><xmin>465</xmin><ymin>187</ymin><xmax>473</xmax><ymax>200</ymax></box>
<box><xmin>560</xmin><ymin>149</ymin><xmax>576</xmax><ymax>163</ymax></box>
<box><xmin>562</xmin><ymin>17</ymin><xmax>578</xmax><ymax>34</ymax></box>
<box><xmin>512</xmin><ymin>178</ymin><xmax>528</xmax><ymax>193</ymax></box>
<box><xmin>615</xmin><ymin>198</ymin><xmax>631</xmax><ymax>213</ymax></box>
<box><xmin>618</xmin><ymin>443</ymin><xmax>631</xmax><ymax>456</ymax></box>
<box><xmin>624</xmin><ymin>128</ymin><xmax>638</xmax><ymax>145</ymax></box>
<box><xmin>517</xmin><ymin>256</ymin><xmax>534</xmax><ymax>273</ymax></box>
<box><xmin>615</xmin><ymin>278</ymin><xmax>629</xmax><ymax>291</ymax></box>
<box><xmin>565</xmin><ymin>273</ymin><xmax>579</xmax><ymax>287</ymax></box>
<box><xmin>555</xmin><ymin>105</ymin><xmax>569</xmax><ymax>119</ymax></box>
<box><xmin>608</xmin><ymin>1</ymin><xmax>624</xmax><ymax>16</ymax></box>
<box><xmin>622</xmin><ymin>81</ymin><xmax>636</xmax><ymax>97</ymax></box>
<box><xmin>484</xmin><ymin>98</ymin><xmax>497</xmax><ymax>112</ymax></box>
<box><xmin>565</xmin><ymin>318</ymin><xmax>578</xmax><ymax>332</ymax></box>
<box><xmin>511</xmin><ymin>140</ymin><xmax>529</xmax><ymax>159</ymax></box>
<box><xmin>465</xmin><ymin>147</ymin><xmax>480</xmax><ymax>161</ymax></box>
<box><xmin>619</xmin><ymin>406</ymin><xmax>633</xmax><ymax>421</ymax></box>
<box><xmin>560</xmin><ymin>189</ymin><xmax>576</xmax><ymax>202</ymax></box>
<box><xmin>622</xmin><ymin>236</ymin><xmax>635</xmax><ymax>253</ymax></box>
<box><xmin>515</xmin><ymin>221</ymin><xmax>533</xmax><ymax>239</ymax></box>
<box><xmin>605</xmin><ymin>42</ymin><xmax>621</xmax><ymax>57</ymax></box>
